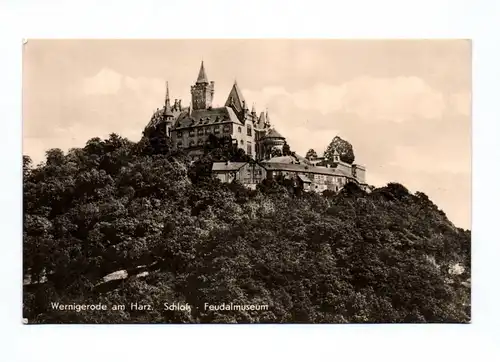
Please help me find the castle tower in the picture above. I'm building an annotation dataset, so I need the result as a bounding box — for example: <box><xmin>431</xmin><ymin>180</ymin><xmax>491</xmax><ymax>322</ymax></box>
<box><xmin>163</xmin><ymin>81</ymin><xmax>174</xmax><ymax>137</ymax></box>
<box><xmin>164</xmin><ymin>81</ymin><xmax>174</xmax><ymax>118</ymax></box>
<box><xmin>191</xmin><ymin>61</ymin><xmax>214</xmax><ymax>110</ymax></box>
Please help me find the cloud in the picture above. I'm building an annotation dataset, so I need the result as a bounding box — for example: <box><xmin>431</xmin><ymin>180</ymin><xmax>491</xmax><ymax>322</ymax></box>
<box><xmin>243</xmin><ymin>76</ymin><xmax>449</xmax><ymax>121</ymax></box>
<box><xmin>82</xmin><ymin>68</ymin><xmax>123</xmax><ymax>95</ymax></box>
<box><xmin>388</xmin><ymin>143</ymin><xmax>470</xmax><ymax>175</ymax></box>
<box><xmin>82</xmin><ymin>68</ymin><xmax>166</xmax><ymax>105</ymax></box>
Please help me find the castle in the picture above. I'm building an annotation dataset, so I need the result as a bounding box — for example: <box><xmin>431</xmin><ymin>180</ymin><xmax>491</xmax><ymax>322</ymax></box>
<box><xmin>144</xmin><ymin>61</ymin><xmax>368</xmax><ymax>192</ymax></box>
<box><xmin>145</xmin><ymin>61</ymin><xmax>286</xmax><ymax>161</ymax></box>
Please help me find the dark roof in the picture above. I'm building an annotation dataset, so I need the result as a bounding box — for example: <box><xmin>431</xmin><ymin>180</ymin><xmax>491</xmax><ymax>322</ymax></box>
<box><xmin>175</xmin><ymin>107</ymin><xmax>241</xmax><ymax>129</ymax></box>
<box><xmin>224</xmin><ymin>81</ymin><xmax>245</xmax><ymax>111</ymax></box>
<box><xmin>196</xmin><ymin>61</ymin><xmax>209</xmax><ymax>84</ymax></box>
<box><xmin>260</xmin><ymin>162</ymin><xmax>355</xmax><ymax>179</ymax></box>
<box><xmin>164</xmin><ymin>106</ymin><xmax>174</xmax><ymax>117</ymax></box>
<box><xmin>212</xmin><ymin>162</ymin><xmax>248</xmax><ymax>172</ymax></box>
<box><xmin>145</xmin><ymin>107</ymin><xmax>176</xmax><ymax>130</ymax></box>
<box><xmin>255</xmin><ymin>112</ymin><xmax>266</xmax><ymax>129</ymax></box>
<box><xmin>267</xmin><ymin>155</ymin><xmax>297</xmax><ymax>163</ymax></box>
<box><xmin>297</xmin><ymin>174</ymin><xmax>312</xmax><ymax>183</ymax></box>
<box><xmin>262</xmin><ymin>128</ymin><xmax>285</xmax><ymax>139</ymax></box>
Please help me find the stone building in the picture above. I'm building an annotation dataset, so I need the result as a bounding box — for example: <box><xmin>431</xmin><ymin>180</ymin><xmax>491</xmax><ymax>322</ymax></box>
<box><xmin>144</xmin><ymin>61</ymin><xmax>368</xmax><ymax>191</ymax></box>
<box><xmin>212</xmin><ymin>154</ymin><xmax>368</xmax><ymax>193</ymax></box>
<box><xmin>144</xmin><ymin>61</ymin><xmax>282</xmax><ymax>161</ymax></box>
<box><xmin>212</xmin><ymin>160</ymin><xmax>267</xmax><ymax>190</ymax></box>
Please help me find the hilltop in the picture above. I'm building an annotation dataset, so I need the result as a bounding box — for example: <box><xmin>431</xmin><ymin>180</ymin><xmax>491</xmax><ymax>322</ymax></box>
<box><xmin>23</xmin><ymin>134</ymin><xmax>470</xmax><ymax>323</ymax></box>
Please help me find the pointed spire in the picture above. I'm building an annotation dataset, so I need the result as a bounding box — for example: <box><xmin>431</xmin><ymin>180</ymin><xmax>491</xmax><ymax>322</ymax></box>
<box><xmin>165</xmin><ymin>81</ymin><xmax>170</xmax><ymax>104</ymax></box>
<box><xmin>225</xmin><ymin>80</ymin><xmax>246</xmax><ymax>111</ymax></box>
<box><xmin>251</xmin><ymin>103</ymin><xmax>256</xmax><ymax>114</ymax></box>
<box><xmin>196</xmin><ymin>61</ymin><xmax>209</xmax><ymax>84</ymax></box>
<box><xmin>163</xmin><ymin>81</ymin><xmax>174</xmax><ymax>117</ymax></box>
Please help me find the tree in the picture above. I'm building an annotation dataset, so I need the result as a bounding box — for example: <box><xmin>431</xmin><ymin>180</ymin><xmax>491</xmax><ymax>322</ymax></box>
<box><xmin>270</xmin><ymin>147</ymin><xmax>283</xmax><ymax>158</ymax></box>
<box><xmin>282</xmin><ymin>142</ymin><xmax>292</xmax><ymax>156</ymax></box>
<box><xmin>325</xmin><ymin>136</ymin><xmax>355</xmax><ymax>164</ymax></box>
<box><xmin>305</xmin><ymin>149</ymin><xmax>318</xmax><ymax>160</ymax></box>
<box><xmin>23</xmin><ymin>132</ymin><xmax>470</xmax><ymax>324</ymax></box>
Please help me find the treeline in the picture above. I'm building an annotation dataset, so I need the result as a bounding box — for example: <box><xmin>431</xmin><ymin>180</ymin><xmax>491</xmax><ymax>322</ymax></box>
<box><xmin>23</xmin><ymin>133</ymin><xmax>470</xmax><ymax>323</ymax></box>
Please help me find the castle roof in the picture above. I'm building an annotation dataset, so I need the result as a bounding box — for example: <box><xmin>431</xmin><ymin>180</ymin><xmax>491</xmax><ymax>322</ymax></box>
<box><xmin>175</xmin><ymin>106</ymin><xmax>242</xmax><ymax>129</ymax></box>
<box><xmin>267</xmin><ymin>155</ymin><xmax>297</xmax><ymax>163</ymax></box>
<box><xmin>212</xmin><ymin>162</ymin><xmax>248</xmax><ymax>172</ymax></box>
<box><xmin>297</xmin><ymin>174</ymin><xmax>312</xmax><ymax>183</ymax></box>
<box><xmin>196</xmin><ymin>61</ymin><xmax>209</xmax><ymax>84</ymax></box>
<box><xmin>260</xmin><ymin>162</ymin><xmax>355</xmax><ymax>179</ymax></box>
<box><xmin>262</xmin><ymin>128</ymin><xmax>285</xmax><ymax>139</ymax></box>
<box><xmin>256</xmin><ymin>112</ymin><xmax>266</xmax><ymax>129</ymax></box>
<box><xmin>145</xmin><ymin>106</ymin><xmax>178</xmax><ymax>130</ymax></box>
<box><xmin>224</xmin><ymin>81</ymin><xmax>246</xmax><ymax>112</ymax></box>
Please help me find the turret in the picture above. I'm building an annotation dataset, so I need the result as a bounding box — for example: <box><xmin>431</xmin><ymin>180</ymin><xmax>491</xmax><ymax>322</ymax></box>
<box><xmin>163</xmin><ymin>81</ymin><xmax>174</xmax><ymax>118</ymax></box>
<box><xmin>191</xmin><ymin>61</ymin><xmax>214</xmax><ymax>110</ymax></box>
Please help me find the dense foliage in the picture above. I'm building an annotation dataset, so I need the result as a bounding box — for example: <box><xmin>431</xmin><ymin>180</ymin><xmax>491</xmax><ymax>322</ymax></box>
<box><xmin>305</xmin><ymin>149</ymin><xmax>318</xmax><ymax>160</ymax></box>
<box><xmin>23</xmin><ymin>134</ymin><xmax>470</xmax><ymax>323</ymax></box>
<box><xmin>325</xmin><ymin>136</ymin><xmax>355</xmax><ymax>164</ymax></box>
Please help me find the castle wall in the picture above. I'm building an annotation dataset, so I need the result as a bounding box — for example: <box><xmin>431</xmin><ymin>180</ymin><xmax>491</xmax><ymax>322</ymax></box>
<box><xmin>353</xmin><ymin>164</ymin><xmax>366</xmax><ymax>184</ymax></box>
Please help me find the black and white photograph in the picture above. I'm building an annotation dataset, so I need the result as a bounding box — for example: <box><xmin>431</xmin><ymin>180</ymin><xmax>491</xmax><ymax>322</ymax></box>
<box><xmin>22</xmin><ymin>39</ymin><xmax>471</xmax><ymax>324</ymax></box>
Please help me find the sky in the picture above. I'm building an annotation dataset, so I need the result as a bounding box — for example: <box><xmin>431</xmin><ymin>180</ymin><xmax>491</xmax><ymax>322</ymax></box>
<box><xmin>22</xmin><ymin>39</ymin><xmax>471</xmax><ymax>229</ymax></box>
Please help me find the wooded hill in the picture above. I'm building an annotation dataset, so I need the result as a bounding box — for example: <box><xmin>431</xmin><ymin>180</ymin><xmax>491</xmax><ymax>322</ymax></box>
<box><xmin>23</xmin><ymin>134</ymin><xmax>471</xmax><ymax>323</ymax></box>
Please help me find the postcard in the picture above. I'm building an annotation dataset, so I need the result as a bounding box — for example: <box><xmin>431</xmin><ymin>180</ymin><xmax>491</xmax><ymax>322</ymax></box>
<box><xmin>22</xmin><ymin>39</ymin><xmax>471</xmax><ymax>324</ymax></box>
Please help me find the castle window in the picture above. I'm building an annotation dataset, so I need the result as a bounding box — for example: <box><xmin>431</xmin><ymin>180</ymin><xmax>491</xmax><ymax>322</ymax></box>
<box><xmin>177</xmin><ymin>142</ymin><xmax>183</xmax><ymax>148</ymax></box>
<box><xmin>214</xmin><ymin>125</ymin><xmax>220</xmax><ymax>134</ymax></box>
<box><xmin>247</xmin><ymin>144</ymin><xmax>252</xmax><ymax>155</ymax></box>
<box><xmin>189</xmin><ymin>140</ymin><xmax>195</xmax><ymax>147</ymax></box>
<box><xmin>247</xmin><ymin>125</ymin><xmax>252</xmax><ymax>136</ymax></box>
<box><xmin>205</xmin><ymin>128</ymin><xmax>211</xmax><ymax>135</ymax></box>
<box><xmin>240</xmin><ymin>140</ymin><xmax>244</xmax><ymax>145</ymax></box>
<box><xmin>238</xmin><ymin>126</ymin><xmax>242</xmax><ymax>133</ymax></box>
<box><xmin>197</xmin><ymin>128</ymin><xmax>204</xmax><ymax>135</ymax></box>
<box><xmin>177</xmin><ymin>131</ymin><xmax>183</xmax><ymax>138</ymax></box>
<box><xmin>198</xmin><ymin>139</ymin><xmax>204</xmax><ymax>145</ymax></box>
<box><xmin>223</xmin><ymin>125</ymin><xmax>230</xmax><ymax>133</ymax></box>
<box><xmin>189</xmin><ymin>130</ymin><xmax>195</xmax><ymax>137</ymax></box>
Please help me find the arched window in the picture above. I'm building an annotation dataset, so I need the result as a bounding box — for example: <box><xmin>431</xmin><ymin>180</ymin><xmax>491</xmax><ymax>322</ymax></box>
<box><xmin>238</xmin><ymin>127</ymin><xmax>242</xmax><ymax>133</ymax></box>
